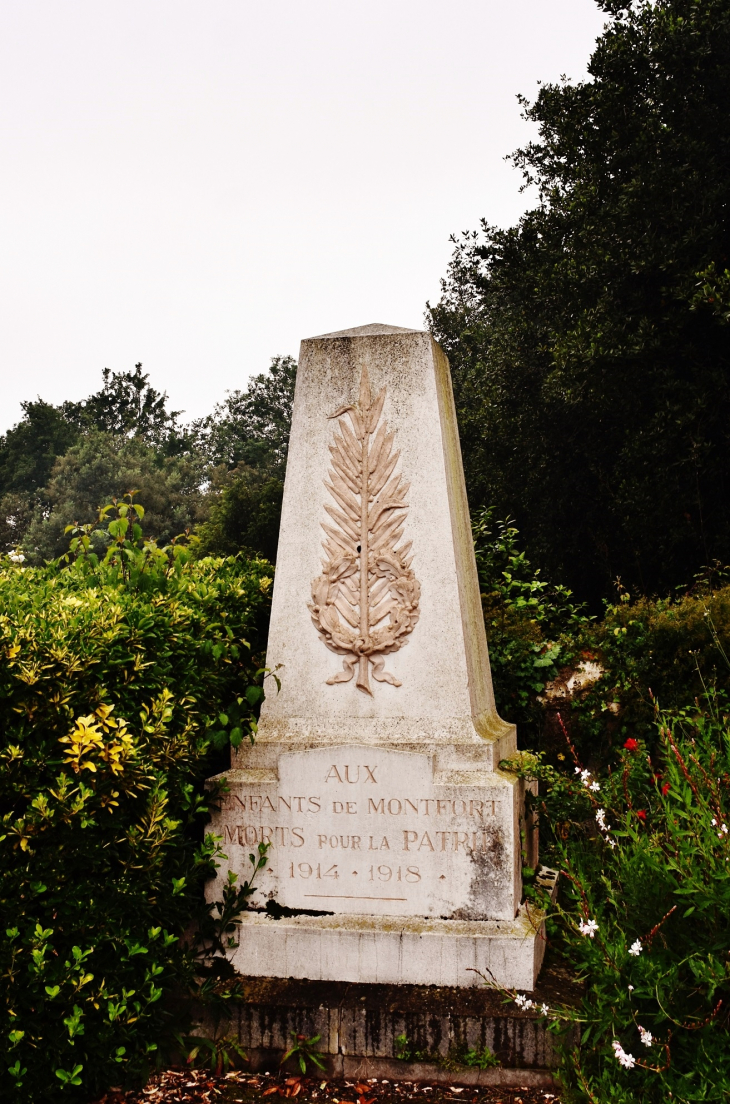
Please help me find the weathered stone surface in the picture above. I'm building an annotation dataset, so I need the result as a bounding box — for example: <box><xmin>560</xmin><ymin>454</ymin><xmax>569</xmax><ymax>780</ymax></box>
<box><xmin>227</xmin><ymin>908</ymin><xmax>545</xmax><ymax>990</ymax></box>
<box><xmin>191</xmin><ymin>958</ymin><xmax>581</xmax><ymax>1078</ymax></box>
<box><xmin>241</xmin><ymin>323</ymin><xmax>515</xmax><ymax>761</ymax></box>
<box><xmin>207</xmin><ymin>324</ymin><xmax>541</xmax><ymax>988</ymax></box>
<box><xmin>219</xmin><ymin>745</ymin><xmax>521</xmax><ymax>920</ymax></box>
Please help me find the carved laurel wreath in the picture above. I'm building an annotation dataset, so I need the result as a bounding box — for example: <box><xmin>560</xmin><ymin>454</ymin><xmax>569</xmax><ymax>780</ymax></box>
<box><xmin>308</xmin><ymin>367</ymin><xmax>421</xmax><ymax>695</ymax></box>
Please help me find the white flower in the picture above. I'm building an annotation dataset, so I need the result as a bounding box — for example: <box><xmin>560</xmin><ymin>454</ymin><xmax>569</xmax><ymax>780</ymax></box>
<box><xmin>578</xmin><ymin>918</ymin><xmax>599</xmax><ymax>938</ymax></box>
<box><xmin>514</xmin><ymin>993</ymin><xmax>534</xmax><ymax>1010</ymax></box>
<box><xmin>607</xmin><ymin>837</ymin><xmax>618</xmax><ymax>849</ymax></box>
<box><xmin>612</xmin><ymin>1040</ymin><xmax>636</xmax><ymax>1069</ymax></box>
<box><xmin>712</xmin><ymin>818</ymin><xmax>717</xmax><ymax>826</ymax></box>
<box><xmin>596</xmin><ymin>808</ymin><xmax>606</xmax><ymax>828</ymax></box>
<box><xmin>590</xmin><ymin>781</ymin><xmax>601</xmax><ymax>792</ymax></box>
<box><xmin>628</xmin><ymin>940</ymin><xmax>642</xmax><ymax>957</ymax></box>
<box><xmin>541</xmin><ymin>1003</ymin><xmax>550</xmax><ymax>1016</ymax></box>
<box><xmin>638</xmin><ymin>1026</ymin><xmax>653</xmax><ymax>1047</ymax></box>
<box><xmin>8</xmin><ymin>551</ymin><xmax>25</xmax><ymax>564</ymax></box>
<box><xmin>628</xmin><ymin>985</ymin><xmax>634</xmax><ymax>992</ymax></box>
<box><xmin>580</xmin><ymin>769</ymin><xmax>591</xmax><ymax>784</ymax></box>
<box><xmin>574</xmin><ymin>767</ymin><xmax>581</xmax><ymax>774</ymax></box>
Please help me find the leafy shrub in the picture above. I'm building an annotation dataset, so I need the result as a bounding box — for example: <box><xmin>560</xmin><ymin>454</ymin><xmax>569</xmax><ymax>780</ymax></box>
<box><xmin>482</xmin><ymin>511</ymin><xmax>730</xmax><ymax>1097</ymax></box>
<box><xmin>0</xmin><ymin>504</ymin><xmax>273</xmax><ymax>1102</ymax></box>
<box><xmin>473</xmin><ymin>507</ymin><xmax>589</xmax><ymax>743</ymax></box>
<box><xmin>476</xmin><ymin>506</ymin><xmax>730</xmax><ymax>775</ymax></box>
<box><xmin>510</xmin><ymin>698</ymin><xmax>730</xmax><ymax>1102</ymax></box>
<box><xmin>572</xmin><ymin>583</ymin><xmax>730</xmax><ymax>766</ymax></box>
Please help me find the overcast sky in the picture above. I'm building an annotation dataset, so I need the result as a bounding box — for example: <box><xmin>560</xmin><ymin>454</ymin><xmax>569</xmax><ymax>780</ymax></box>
<box><xmin>0</xmin><ymin>1</ymin><xmax>606</xmax><ymax>433</ymax></box>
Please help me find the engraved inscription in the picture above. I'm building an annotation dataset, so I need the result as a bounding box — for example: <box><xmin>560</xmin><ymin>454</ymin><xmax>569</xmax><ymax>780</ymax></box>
<box><xmin>214</xmin><ymin>748</ymin><xmax>513</xmax><ymax>918</ymax></box>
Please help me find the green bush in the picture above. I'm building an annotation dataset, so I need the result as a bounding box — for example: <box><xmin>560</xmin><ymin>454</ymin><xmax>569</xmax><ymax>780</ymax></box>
<box><xmin>482</xmin><ymin>512</ymin><xmax>730</xmax><ymax>1097</ymax></box>
<box><xmin>21</xmin><ymin>431</ymin><xmax>208</xmax><ymax>564</ymax></box>
<box><xmin>510</xmin><ymin>697</ymin><xmax>730</xmax><ymax>1102</ymax></box>
<box><xmin>475</xmin><ymin>506</ymin><xmax>730</xmax><ymax>773</ymax></box>
<box><xmin>572</xmin><ymin>583</ymin><xmax>730</xmax><ymax>766</ymax></box>
<box><xmin>473</xmin><ymin>507</ymin><xmax>589</xmax><ymax>742</ymax></box>
<box><xmin>0</xmin><ymin>506</ymin><xmax>273</xmax><ymax>1101</ymax></box>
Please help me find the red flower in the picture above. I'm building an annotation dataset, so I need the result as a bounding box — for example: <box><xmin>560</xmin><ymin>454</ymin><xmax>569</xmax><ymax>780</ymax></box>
<box><xmin>661</xmin><ymin>783</ymin><xmax>671</xmax><ymax>796</ymax></box>
<box><xmin>623</xmin><ymin>738</ymin><xmax>639</xmax><ymax>752</ymax></box>
<box><xmin>636</xmin><ymin>809</ymin><xmax>647</xmax><ymax>821</ymax></box>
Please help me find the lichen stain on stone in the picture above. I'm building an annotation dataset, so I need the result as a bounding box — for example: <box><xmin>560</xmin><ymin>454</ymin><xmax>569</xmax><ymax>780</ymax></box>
<box><xmin>449</xmin><ymin>830</ymin><xmax>506</xmax><ymax>920</ymax></box>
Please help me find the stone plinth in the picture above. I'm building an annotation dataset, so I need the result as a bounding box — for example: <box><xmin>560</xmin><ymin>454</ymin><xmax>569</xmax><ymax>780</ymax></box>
<box><xmin>207</xmin><ymin>323</ymin><xmax>541</xmax><ymax>989</ymax></box>
<box><xmin>227</xmin><ymin>909</ymin><xmax>545</xmax><ymax>991</ymax></box>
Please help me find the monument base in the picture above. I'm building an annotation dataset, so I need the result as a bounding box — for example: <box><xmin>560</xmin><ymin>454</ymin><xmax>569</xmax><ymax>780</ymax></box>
<box><xmin>229</xmin><ymin>907</ymin><xmax>545</xmax><ymax>991</ymax></box>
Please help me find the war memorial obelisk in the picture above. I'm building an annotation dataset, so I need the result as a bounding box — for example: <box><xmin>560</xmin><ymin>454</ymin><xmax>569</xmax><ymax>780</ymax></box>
<box><xmin>209</xmin><ymin>323</ymin><xmax>544</xmax><ymax>989</ymax></box>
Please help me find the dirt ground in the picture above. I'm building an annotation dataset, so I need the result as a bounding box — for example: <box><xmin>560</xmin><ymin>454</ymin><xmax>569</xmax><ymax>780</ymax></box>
<box><xmin>93</xmin><ymin>1069</ymin><xmax>561</xmax><ymax>1104</ymax></box>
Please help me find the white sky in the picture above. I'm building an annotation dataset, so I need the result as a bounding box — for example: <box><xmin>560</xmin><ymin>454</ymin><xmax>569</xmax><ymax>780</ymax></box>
<box><xmin>0</xmin><ymin>1</ymin><xmax>605</xmax><ymax>433</ymax></box>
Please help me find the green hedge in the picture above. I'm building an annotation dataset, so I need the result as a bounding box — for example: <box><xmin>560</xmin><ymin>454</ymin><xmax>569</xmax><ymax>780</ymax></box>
<box><xmin>0</xmin><ymin>546</ymin><xmax>272</xmax><ymax>1101</ymax></box>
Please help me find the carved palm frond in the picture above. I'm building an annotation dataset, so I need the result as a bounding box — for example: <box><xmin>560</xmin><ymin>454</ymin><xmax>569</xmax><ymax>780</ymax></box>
<box><xmin>309</xmin><ymin>367</ymin><xmax>420</xmax><ymax>695</ymax></box>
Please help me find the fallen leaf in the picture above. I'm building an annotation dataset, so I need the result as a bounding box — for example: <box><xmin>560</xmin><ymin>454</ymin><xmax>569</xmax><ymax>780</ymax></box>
<box><xmin>263</xmin><ymin>1087</ymin><xmax>280</xmax><ymax>1096</ymax></box>
<box><xmin>355</xmin><ymin>1086</ymin><xmax>371</xmax><ymax>1095</ymax></box>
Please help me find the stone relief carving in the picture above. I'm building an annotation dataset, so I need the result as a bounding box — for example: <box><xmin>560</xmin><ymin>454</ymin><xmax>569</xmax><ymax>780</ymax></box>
<box><xmin>309</xmin><ymin>367</ymin><xmax>420</xmax><ymax>695</ymax></box>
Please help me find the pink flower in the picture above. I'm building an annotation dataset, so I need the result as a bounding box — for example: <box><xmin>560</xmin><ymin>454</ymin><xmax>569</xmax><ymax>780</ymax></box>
<box><xmin>612</xmin><ymin>1041</ymin><xmax>636</xmax><ymax>1069</ymax></box>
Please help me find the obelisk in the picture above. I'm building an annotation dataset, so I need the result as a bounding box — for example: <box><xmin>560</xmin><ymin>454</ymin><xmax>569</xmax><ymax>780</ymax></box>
<box><xmin>208</xmin><ymin>324</ymin><xmax>544</xmax><ymax>989</ymax></box>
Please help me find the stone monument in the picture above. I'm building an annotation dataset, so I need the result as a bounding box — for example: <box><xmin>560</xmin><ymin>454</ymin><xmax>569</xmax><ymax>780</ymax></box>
<box><xmin>208</xmin><ymin>323</ymin><xmax>544</xmax><ymax>990</ymax></box>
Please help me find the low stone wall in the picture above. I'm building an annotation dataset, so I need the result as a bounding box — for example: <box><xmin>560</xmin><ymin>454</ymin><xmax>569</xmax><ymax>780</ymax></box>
<box><xmin>197</xmin><ymin>956</ymin><xmax>579</xmax><ymax>1085</ymax></box>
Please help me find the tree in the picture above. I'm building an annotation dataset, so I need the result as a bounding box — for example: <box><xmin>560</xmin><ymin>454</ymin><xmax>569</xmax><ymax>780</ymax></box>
<box><xmin>191</xmin><ymin>465</ymin><xmax>284</xmax><ymax>563</ymax></box>
<box><xmin>0</xmin><ymin>400</ymin><xmax>78</xmax><ymax>500</ymax></box>
<box><xmin>429</xmin><ymin>0</ymin><xmax>730</xmax><ymax>607</ymax></box>
<box><xmin>188</xmin><ymin>355</ymin><xmax>296</xmax><ymax>560</ymax></box>
<box><xmin>0</xmin><ymin>401</ymin><xmax>80</xmax><ymax>553</ymax></box>
<box><xmin>22</xmin><ymin>433</ymin><xmax>208</xmax><ymax>563</ymax></box>
<box><xmin>62</xmin><ymin>364</ymin><xmax>184</xmax><ymax>452</ymax></box>
<box><xmin>193</xmin><ymin>355</ymin><xmax>296</xmax><ymax>475</ymax></box>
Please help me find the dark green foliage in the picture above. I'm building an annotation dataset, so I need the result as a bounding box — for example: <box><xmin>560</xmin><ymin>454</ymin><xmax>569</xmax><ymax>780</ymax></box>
<box><xmin>62</xmin><ymin>364</ymin><xmax>184</xmax><ymax>452</ymax></box>
<box><xmin>480</xmin><ymin>508</ymin><xmax>730</xmax><ymax>770</ymax></box>
<box><xmin>189</xmin><ymin>355</ymin><xmax>296</xmax><ymax>560</ymax></box>
<box><xmin>193</xmin><ymin>355</ymin><xmax>296</xmax><ymax>476</ymax></box>
<box><xmin>0</xmin><ymin>402</ymin><xmax>80</xmax><ymax>554</ymax></box>
<box><xmin>0</xmin><ymin>513</ymin><xmax>273</xmax><ymax>1102</ymax></box>
<box><xmin>192</xmin><ymin>465</ymin><xmax>284</xmax><ymax>563</ymax></box>
<box><xmin>512</xmin><ymin>703</ymin><xmax>730</xmax><ymax>1102</ymax></box>
<box><xmin>1</xmin><ymin>357</ymin><xmax>296</xmax><ymax>561</ymax></box>
<box><xmin>429</xmin><ymin>0</ymin><xmax>730</xmax><ymax>608</ymax></box>
<box><xmin>570</xmin><ymin>581</ymin><xmax>730</xmax><ymax>767</ymax></box>
<box><xmin>21</xmin><ymin>432</ymin><xmax>208</xmax><ymax>564</ymax></box>
<box><xmin>0</xmin><ymin>401</ymin><xmax>78</xmax><ymax>500</ymax></box>
<box><xmin>473</xmin><ymin>507</ymin><xmax>589</xmax><ymax>744</ymax></box>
